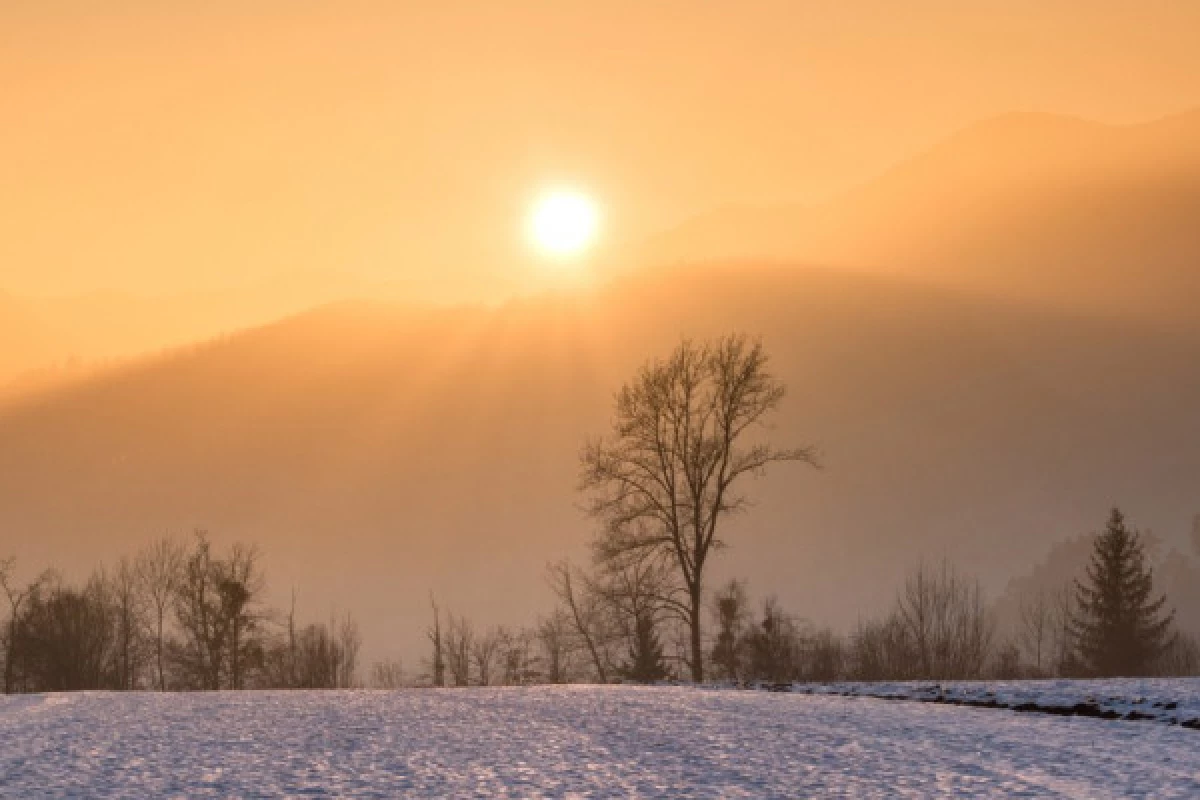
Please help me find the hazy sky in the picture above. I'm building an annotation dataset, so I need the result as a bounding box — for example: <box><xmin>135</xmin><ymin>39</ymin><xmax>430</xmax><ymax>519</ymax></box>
<box><xmin>4</xmin><ymin>1</ymin><xmax>1200</xmax><ymax>298</ymax></box>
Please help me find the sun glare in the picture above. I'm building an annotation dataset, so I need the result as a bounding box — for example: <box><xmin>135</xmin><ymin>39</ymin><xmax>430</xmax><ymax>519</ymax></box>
<box><xmin>527</xmin><ymin>189</ymin><xmax>600</xmax><ymax>257</ymax></box>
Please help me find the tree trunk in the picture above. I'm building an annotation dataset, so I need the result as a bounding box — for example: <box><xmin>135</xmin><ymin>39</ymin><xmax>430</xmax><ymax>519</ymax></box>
<box><xmin>3</xmin><ymin>618</ymin><xmax>15</xmax><ymax>693</ymax></box>
<box><xmin>231</xmin><ymin>617</ymin><xmax>241</xmax><ymax>690</ymax></box>
<box><xmin>690</xmin><ymin>587</ymin><xmax>704</xmax><ymax>683</ymax></box>
<box><xmin>156</xmin><ymin>611</ymin><xmax>166</xmax><ymax>691</ymax></box>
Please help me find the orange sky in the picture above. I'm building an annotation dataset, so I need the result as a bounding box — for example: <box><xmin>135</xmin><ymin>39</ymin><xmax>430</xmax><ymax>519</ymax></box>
<box><xmin>3</xmin><ymin>1</ymin><xmax>1200</xmax><ymax>299</ymax></box>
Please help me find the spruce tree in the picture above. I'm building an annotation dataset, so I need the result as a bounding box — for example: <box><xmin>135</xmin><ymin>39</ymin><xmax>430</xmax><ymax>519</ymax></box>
<box><xmin>621</xmin><ymin>611</ymin><xmax>668</xmax><ymax>683</ymax></box>
<box><xmin>1073</xmin><ymin>508</ymin><xmax>1175</xmax><ymax>676</ymax></box>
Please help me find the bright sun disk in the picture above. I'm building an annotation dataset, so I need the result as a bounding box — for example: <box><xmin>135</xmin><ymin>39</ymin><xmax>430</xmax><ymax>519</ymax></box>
<box><xmin>528</xmin><ymin>189</ymin><xmax>599</xmax><ymax>257</ymax></box>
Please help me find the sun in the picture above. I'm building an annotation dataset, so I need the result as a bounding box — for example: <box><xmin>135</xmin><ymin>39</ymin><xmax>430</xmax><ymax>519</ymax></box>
<box><xmin>527</xmin><ymin>189</ymin><xmax>600</xmax><ymax>257</ymax></box>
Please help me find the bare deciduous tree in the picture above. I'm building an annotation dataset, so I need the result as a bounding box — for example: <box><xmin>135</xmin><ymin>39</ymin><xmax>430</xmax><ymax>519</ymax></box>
<box><xmin>991</xmin><ymin>640</ymin><xmax>1024</xmax><ymax>679</ymax></box>
<box><xmin>498</xmin><ymin>627</ymin><xmax>535</xmax><ymax>685</ymax></box>
<box><xmin>371</xmin><ymin>659</ymin><xmax>405</xmax><ymax>689</ymax></box>
<box><xmin>710</xmin><ymin>579</ymin><xmax>750</xmax><ymax>682</ymax></box>
<box><xmin>1155</xmin><ymin>632</ymin><xmax>1199</xmax><ymax>676</ymax></box>
<box><xmin>849</xmin><ymin>614</ymin><xmax>914</xmax><ymax>681</ymax></box>
<box><xmin>218</xmin><ymin>543</ymin><xmax>265</xmax><ymax>690</ymax></box>
<box><xmin>135</xmin><ymin>537</ymin><xmax>184</xmax><ymax>691</ymax></box>
<box><xmin>335</xmin><ymin>612</ymin><xmax>362</xmax><ymax>687</ymax></box>
<box><xmin>106</xmin><ymin>557</ymin><xmax>146</xmax><ymax>690</ymax></box>
<box><xmin>1</xmin><ymin>558</ymin><xmax>50</xmax><ymax>694</ymax></box>
<box><xmin>895</xmin><ymin>560</ymin><xmax>994</xmax><ymax>680</ymax></box>
<box><xmin>581</xmin><ymin>334</ymin><xmax>817</xmax><ymax>681</ymax></box>
<box><xmin>172</xmin><ymin>533</ymin><xmax>265</xmax><ymax>690</ymax></box>
<box><xmin>260</xmin><ymin>608</ymin><xmax>360</xmax><ymax>689</ymax></box>
<box><xmin>173</xmin><ymin>533</ymin><xmax>224</xmax><ymax>689</ymax></box>
<box><xmin>285</xmin><ymin>589</ymin><xmax>298</xmax><ymax>688</ymax></box>
<box><xmin>548</xmin><ymin>561</ymin><xmax>611</xmax><ymax>683</ymax></box>
<box><xmin>1051</xmin><ymin>583</ymin><xmax>1078</xmax><ymax>676</ymax></box>
<box><xmin>471</xmin><ymin>627</ymin><xmax>501</xmax><ymax>686</ymax></box>
<box><xmin>1019</xmin><ymin>589</ymin><xmax>1053</xmax><ymax>676</ymax></box>
<box><xmin>536</xmin><ymin>610</ymin><xmax>573</xmax><ymax>684</ymax></box>
<box><xmin>444</xmin><ymin>614</ymin><xmax>474</xmax><ymax>687</ymax></box>
<box><xmin>803</xmin><ymin>627</ymin><xmax>844</xmax><ymax>682</ymax></box>
<box><xmin>16</xmin><ymin>573</ymin><xmax>114</xmax><ymax>691</ymax></box>
<box><xmin>426</xmin><ymin>594</ymin><xmax>446</xmax><ymax>687</ymax></box>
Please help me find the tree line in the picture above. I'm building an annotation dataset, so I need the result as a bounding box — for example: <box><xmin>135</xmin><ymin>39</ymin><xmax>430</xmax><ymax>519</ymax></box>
<box><xmin>3</xmin><ymin>334</ymin><xmax>1196</xmax><ymax>692</ymax></box>
<box><xmin>421</xmin><ymin>335</ymin><xmax>1196</xmax><ymax>686</ymax></box>
<box><xmin>422</xmin><ymin>512</ymin><xmax>1195</xmax><ymax>687</ymax></box>
<box><xmin>1</xmin><ymin>533</ymin><xmax>362</xmax><ymax>692</ymax></box>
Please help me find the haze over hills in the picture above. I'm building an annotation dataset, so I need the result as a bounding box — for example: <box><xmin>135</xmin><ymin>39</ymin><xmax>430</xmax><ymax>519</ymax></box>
<box><xmin>0</xmin><ymin>271</ymin><xmax>389</xmax><ymax>394</ymax></box>
<box><xmin>641</xmin><ymin>109</ymin><xmax>1200</xmax><ymax>325</ymax></box>
<box><xmin>4</xmin><ymin>107</ymin><xmax>1199</xmax><ymax>394</ymax></box>
<box><xmin>0</xmin><ymin>293</ymin><xmax>61</xmax><ymax>383</ymax></box>
<box><xmin>1</xmin><ymin>262</ymin><xmax>1197</xmax><ymax>666</ymax></box>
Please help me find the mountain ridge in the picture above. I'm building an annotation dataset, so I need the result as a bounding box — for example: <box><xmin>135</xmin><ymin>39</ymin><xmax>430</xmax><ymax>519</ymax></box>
<box><xmin>640</xmin><ymin>107</ymin><xmax>1200</xmax><ymax>324</ymax></box>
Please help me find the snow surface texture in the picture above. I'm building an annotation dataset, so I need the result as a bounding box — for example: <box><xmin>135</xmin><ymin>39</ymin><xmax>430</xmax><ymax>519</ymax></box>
<box><xmin>790</xmin><ymin>677</ymin><xmax>1200</xmax><ymax>728</ymax></box>
<box><xmin>1</xmin><ymin>686</ymin><xmax>1198</xmax><ymax>798</ymax></box>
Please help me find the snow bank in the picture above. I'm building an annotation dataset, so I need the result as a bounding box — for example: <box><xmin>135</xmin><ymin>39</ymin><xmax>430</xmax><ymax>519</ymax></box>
<box><xmin>787</xmin><ymin>677</ymin><xmax>1200</xmax><ymax>728</ymax></box>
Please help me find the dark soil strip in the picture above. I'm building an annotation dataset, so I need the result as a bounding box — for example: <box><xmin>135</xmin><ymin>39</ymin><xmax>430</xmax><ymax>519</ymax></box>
<box><xmin>774</xmin><ymin>685</ymin><xmax>1200</xmax><ymax>730</ymax></box>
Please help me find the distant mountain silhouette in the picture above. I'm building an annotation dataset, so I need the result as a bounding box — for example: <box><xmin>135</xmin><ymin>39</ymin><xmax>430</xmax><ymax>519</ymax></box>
<box><xmin>2</xmin><ymin>263</ymin><xmax>1197</xmax><ymax>664</ymax></box>
<box><xmin>641</xmin><ymin>109</ymin><xmax>1200</xmax><ymax>324</ymax></box>
<box><xmin>0</xmin><ymin>271</ymin><xmax>380</xmax><ymax>390</ymax></box>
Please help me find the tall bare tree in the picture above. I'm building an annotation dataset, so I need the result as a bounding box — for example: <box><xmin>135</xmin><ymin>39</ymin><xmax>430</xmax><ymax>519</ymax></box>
<box><xmin>286</xmin><ymin>589</ymin><xmax>298</xmax><ymax>687</ymax></box>
<box><xmin>107</xmin><ymin>557</ymin><xmax>146</xmax><ymax>690</ymax></box>
<box><xmin>173</xmin><ymin>533</ymin><xmax>225</xmax><ymax>689</ymax></box>
<box><xmin>266</xmin><ymin>610</ymin><xmax>360</xmax><ymax>689</ymax></box>
<box><xmin>218</xmin><ymin>543</ymin><xmax>265</xmax><ymax>690</ymax></box>
<box><xmin>547</xmin><ymin>561</ymin><xmax>611</xmax><ymax>683</ymax></box>
<box><xmin>426</xmin><ymin>594</ymin><xmax>446</xmax><ymax>687</ymax></box>
<box><xmin>444</xmin><ymin>614</ymin><xmax>474</xmax><ymax>687</ymax></box>
<box><xmin>335</xmin><ymin>611</ymin><xmax>362</xmax><ymax>687</ymax></box>
<box><xmin>580</xmin><ymin>334</ymin><xmax>816</xmax><ymax>681</ymax></box>
<box><xmin>172</xmin><ymin>533</ymin><xmax>265</xmax><ymax>690</ymax></box>
<box><xmin>136</xmin><ymin>537</ymin><xmax>184</xmax><ymax>690</ymax></box>
<box><xmin>536</xmin><ymin>610</ymin><xmax>574</xmax><ymax>684</ymax></box>
<box><xmin>1050</xmin><ymin>583</ymin><xmax>1078</xmax><ymax>676</ymax></box>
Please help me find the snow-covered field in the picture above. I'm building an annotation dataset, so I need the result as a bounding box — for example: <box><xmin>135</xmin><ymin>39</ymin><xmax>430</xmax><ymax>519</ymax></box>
<box><xmin>1</xmin><ymin>685</ymin><xmax>1198</xmax><ymax>798</ymax></box>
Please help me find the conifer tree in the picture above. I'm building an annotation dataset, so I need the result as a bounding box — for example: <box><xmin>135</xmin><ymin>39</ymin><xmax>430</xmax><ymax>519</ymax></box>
<box><xmin>1073</xmin><ymin>508</ymin><xmax>1175</xmax><ymax>676</ymax></box>
<box><xmin>620</xmin><ymin>611</ymin><xmax>667</xmax><ymax>683</ymax></box>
